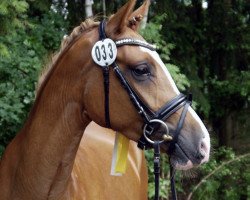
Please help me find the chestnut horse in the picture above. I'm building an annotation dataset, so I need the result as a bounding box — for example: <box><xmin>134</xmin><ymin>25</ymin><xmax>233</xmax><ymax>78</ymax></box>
<box><xmin>74</xmin><ymin>122</ymin><xmax>148</xmax><ymax>199</ymax></box>
<box><xmin>0</xmin><ymin>0</ymin><xmax>210</xmax><ymax>199</ymax></box>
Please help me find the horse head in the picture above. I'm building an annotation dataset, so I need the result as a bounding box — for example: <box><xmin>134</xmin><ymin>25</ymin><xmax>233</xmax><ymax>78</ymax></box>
<box><xmin>81</xmin><ymin>0</ymin><xmax>211</xmax><ymax>170</ymax></box>
<box><xmin>68</xmin><ymin>0</ymin><xmax>210</xmax><ymax>170</ymax></box>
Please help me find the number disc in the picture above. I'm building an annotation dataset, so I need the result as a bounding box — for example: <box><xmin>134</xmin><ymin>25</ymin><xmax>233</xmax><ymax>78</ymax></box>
<box><xmin>91</xmin><ymin>38</ymin><xmax>117</xmax><ymax>67</ymax></box>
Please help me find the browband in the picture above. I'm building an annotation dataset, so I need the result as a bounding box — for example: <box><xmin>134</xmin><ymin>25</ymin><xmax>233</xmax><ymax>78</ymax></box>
<box><xmin>116</xmin><ymin>38</ymin><xmax>156</xmax><ymax>51</ymax></box>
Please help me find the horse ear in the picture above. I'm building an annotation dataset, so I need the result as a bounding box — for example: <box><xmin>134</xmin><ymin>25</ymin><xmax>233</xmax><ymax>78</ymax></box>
<box><xmin>106</xmin><ymin>0</ymin><xmax>136</xmax><ymax>36</ymax></box>
<box><xmin>128</xmin><ymin>0</ymin><xmax>151</xmax><ymax>31</ymax></box>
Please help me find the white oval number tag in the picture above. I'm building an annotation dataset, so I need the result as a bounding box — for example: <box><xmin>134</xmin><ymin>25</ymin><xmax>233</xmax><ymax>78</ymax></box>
<box><xmin>91</xmin><ymin>38</ymin><xmax>117</xmax><ymax>67</ymax></box>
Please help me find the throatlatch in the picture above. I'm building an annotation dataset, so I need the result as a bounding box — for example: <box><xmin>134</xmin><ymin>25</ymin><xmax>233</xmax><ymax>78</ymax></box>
<box><xmin>92</xmin><ymin>20</ymin><xmax>193</xmax><ymax>200</ymax></box>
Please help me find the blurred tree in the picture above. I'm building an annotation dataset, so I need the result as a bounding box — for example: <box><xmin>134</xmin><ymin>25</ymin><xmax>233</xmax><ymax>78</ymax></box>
<box><xmin>0</xmin><ymin>0</ymin><xmax>67</xmax><ymax>155</ymax></box>
<box><xmin>85</xmin><ymin>0</ymin><xmax>94</xmax><ymax>17</ymax></box>
<box><xmin>0</xmin><ymin>0</ymin><xmax>29</xmax><ymax>56</ymax></box>
<box><xmin>206</xmin><ymin>0</ymin><xmax>249</xmax><ymax>147</ymax></box>
<box><xmin>153</xmin><ymin>0</ymin><xmax>249</xmax><ymax>148</ymax></box>
<box><xmin>67</xmin><ymin>0</ymin><xmax>85</xmax><ymax>28</ymax></box>
<box><xmin>27</xmin><ymin>0</ymin><xmax>52</xmax><ymax>18</ymax></box>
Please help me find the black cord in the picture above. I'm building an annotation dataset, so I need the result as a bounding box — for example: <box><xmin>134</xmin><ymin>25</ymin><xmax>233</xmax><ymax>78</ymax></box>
<box><xmin>170</xmin><ymin>162</ymin><xmax>177</xmax><ymax>200</ymax></box>
<box><xmin>103</xmin><ymin>67</ymin><xmax>111</xmax><ymax>128</ymax></box>
<box><xmin>154</xmin><ymin>141</ymin><xmax>161</xmax><ymax>200</ymax></box>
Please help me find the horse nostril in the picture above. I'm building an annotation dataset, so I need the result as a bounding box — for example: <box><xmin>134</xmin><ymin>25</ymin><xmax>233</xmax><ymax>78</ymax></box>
<box><xmin>200</xmin><ymin>140</ymin><xmax>207</xmax><ymax>151</ymax></box>
<box><xmin>201</xmin><ymin>141</ymin><xmax>204</xmax><ymax>149</ymax></box>
<box><xmin>196</xmin><ymin>151</ymin><xmax>205</xmax><ymax>160</ymax></box>
<box><xmin>195</xmin><ymin>141</ymin><xmax>206</xmax><ymax>161</ymax></box>
<box><xmin>197</xmin><ymin>138</ymin><xmax>210</xmax><ymax>163</ymax></box>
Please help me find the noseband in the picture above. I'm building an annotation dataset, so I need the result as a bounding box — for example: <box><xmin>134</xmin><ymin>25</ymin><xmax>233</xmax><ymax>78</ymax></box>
<box><xmin>93</xmin><ymin>20</ymin><xmax>192</xmax><ymax>200</ymax></box>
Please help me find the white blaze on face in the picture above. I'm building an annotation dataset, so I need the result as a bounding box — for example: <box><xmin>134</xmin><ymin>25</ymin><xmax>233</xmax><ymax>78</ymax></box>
<box><xmin>140</xmin><ymin>47</ymin><xmax>180</xmax><ymax>95</ymax></box>
<box><xmin>188</xmin><ymin>107</ymin><xmax>211</xmax><ymax>162</ymax></box>
<box><xmin>140</xmin><ymin>46</ymin><xmax>211</xmax><ymax>163</ymax></box>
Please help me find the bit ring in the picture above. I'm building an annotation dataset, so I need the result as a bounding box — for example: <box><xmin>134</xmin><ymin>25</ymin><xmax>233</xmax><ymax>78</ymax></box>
<box><xmin>143</xmin><ymin>119</ymin><xmax>171</xmax><ymax>144</ymax></box>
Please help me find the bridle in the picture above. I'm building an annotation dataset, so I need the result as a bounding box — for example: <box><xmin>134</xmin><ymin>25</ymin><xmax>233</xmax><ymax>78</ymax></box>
<box><xmin>93</xmin><ymin>20</ymin><xmax>192</xmax><ymax>200</ymax></box>
<box><xmin>95</xmin><ymin>20</ymin><xmax>192</xmax><ymax>200</ymax></box>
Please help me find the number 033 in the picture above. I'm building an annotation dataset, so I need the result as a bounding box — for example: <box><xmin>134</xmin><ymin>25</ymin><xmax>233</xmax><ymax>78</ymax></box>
<box><xmin>91</xmin><ymin>38</ymin><xmax>117</xmax><ymax>67</ymax></box>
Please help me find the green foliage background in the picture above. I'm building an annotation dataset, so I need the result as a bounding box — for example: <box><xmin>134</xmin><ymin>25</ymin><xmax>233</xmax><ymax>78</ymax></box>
<box><xmin>0</xmin><ymin>0</ymin><xmax>249</xmax><ymax>199</ymax></box>
<box><xmin>0</xmin><ymin>1</ymin><xmax>67</xmax><ymax>154</ymax></box>
<box><xmin>142</xmin><ymin>13</ymin><xmax>249</xmax><ymax>200</ymax></box>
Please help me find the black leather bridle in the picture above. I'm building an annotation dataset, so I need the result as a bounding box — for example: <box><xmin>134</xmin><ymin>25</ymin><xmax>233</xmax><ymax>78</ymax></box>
<box><xmin>94</xmin><ymin>20</ymin><xmax>192</xmax><ymax>200</ymax></box>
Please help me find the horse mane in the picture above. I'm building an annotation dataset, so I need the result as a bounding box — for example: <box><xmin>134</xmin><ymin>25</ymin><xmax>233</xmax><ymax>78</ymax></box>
<box><xmin>36</xmin><ymin>18</ymin><xmax>99</xmax><ymax>92</ymax></box>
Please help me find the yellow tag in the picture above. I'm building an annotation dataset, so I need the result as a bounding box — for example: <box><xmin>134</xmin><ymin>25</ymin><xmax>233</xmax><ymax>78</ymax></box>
<box><xmin>110</xmin><ymin>132</ymin><xmax>130</xmax><ymax>176</ymax></box>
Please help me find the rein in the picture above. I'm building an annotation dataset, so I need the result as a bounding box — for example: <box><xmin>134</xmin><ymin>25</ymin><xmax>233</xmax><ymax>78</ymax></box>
<box><xmin>93</xmin><ymin>20</ymin><xmax>192</xmax><ymax>200</ymax></box>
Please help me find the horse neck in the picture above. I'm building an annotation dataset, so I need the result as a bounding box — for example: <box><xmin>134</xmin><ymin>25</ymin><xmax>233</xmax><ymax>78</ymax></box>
<box><xmin>0</xmin><ymin>37</ymin><xmax>92</xmax><ymax>199</ymax></box>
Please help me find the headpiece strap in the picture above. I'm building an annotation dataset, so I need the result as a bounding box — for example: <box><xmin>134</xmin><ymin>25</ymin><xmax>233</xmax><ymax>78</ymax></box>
<box><xmin>99</xmin><ymin>20</ymin><xmax>111</xmax><ymax>127</ymax></box>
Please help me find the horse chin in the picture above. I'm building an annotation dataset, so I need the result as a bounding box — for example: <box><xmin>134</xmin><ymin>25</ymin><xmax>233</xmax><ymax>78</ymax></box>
<box><xmin>174</xmin><ymin>160</ymin><xmax>194</xmax><ymax>170</ymax></box>
<box><xmin>170</xmin><ymin>153</ymin><xmax>195</xmax><ymax>171</ymax></box>
<box><xmin>169</xmin><ymin>143</ymin><xmax>197</xmax><ymax>171</ymax></box>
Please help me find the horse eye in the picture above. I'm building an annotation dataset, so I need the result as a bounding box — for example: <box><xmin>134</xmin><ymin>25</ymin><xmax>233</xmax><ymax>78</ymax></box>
<box><xmin>131</xmin><ymin>64</ymin><xmax>151</xmax><ymax>81</ymax></box>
